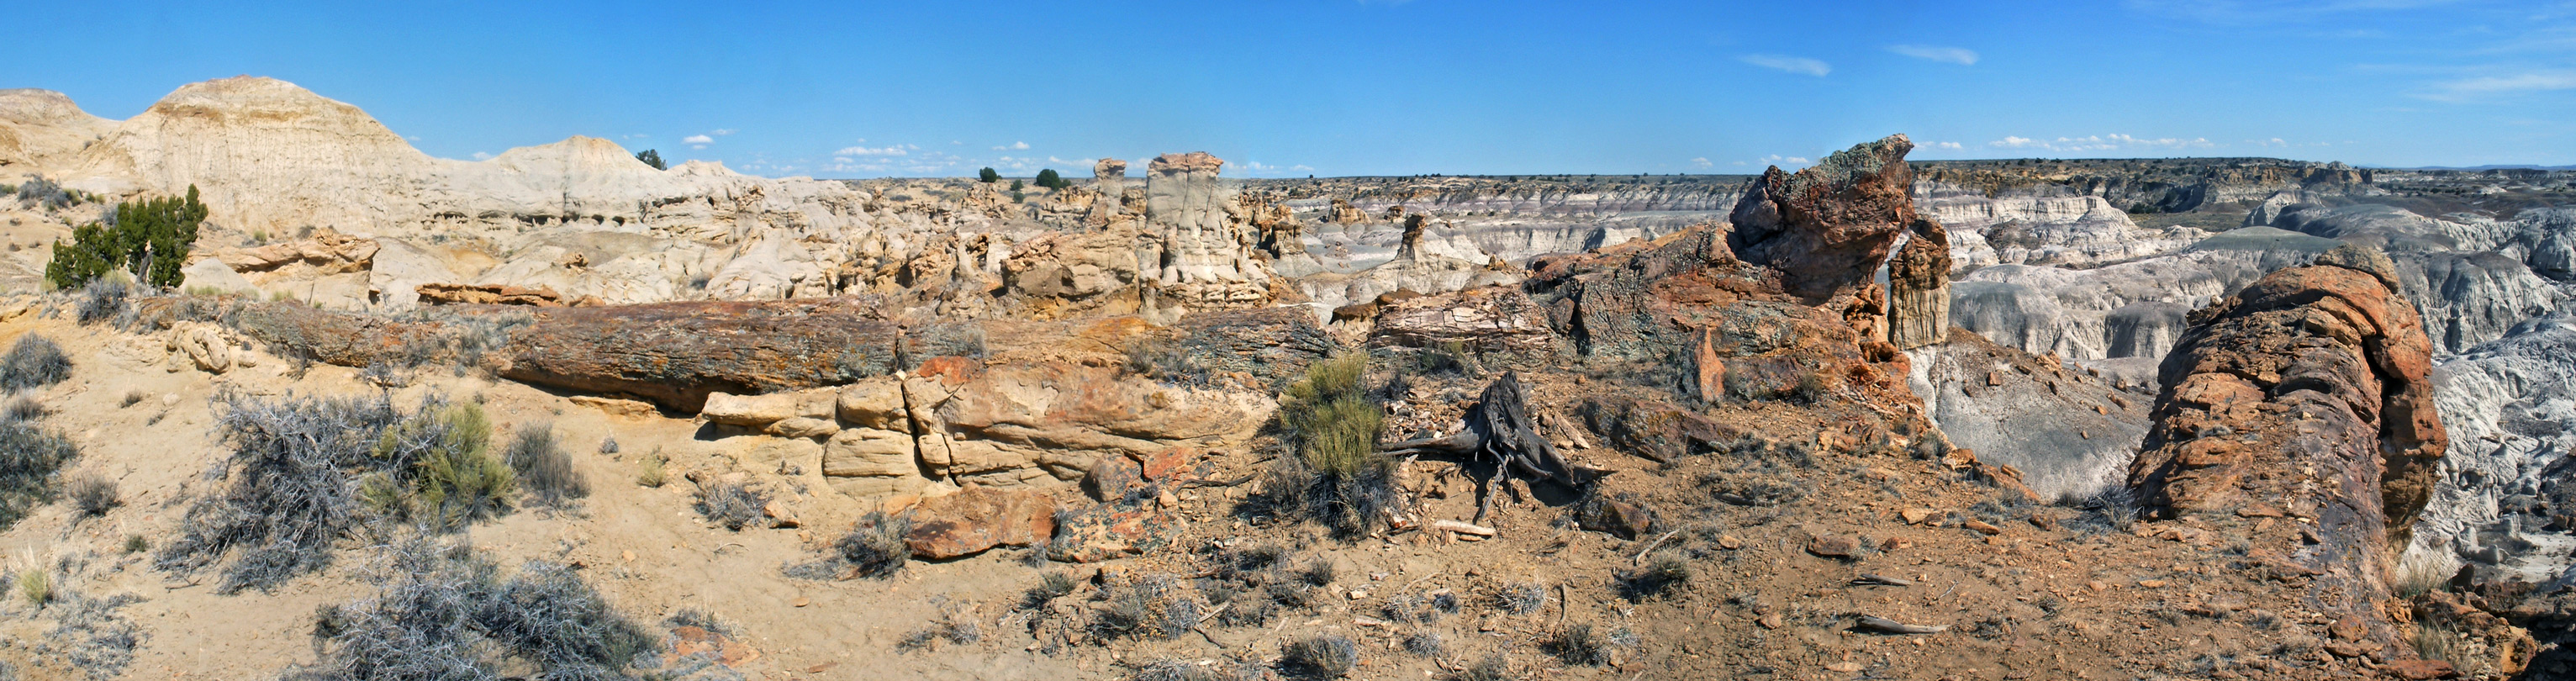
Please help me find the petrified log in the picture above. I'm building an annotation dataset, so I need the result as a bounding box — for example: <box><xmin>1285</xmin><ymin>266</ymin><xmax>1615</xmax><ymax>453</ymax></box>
<box><xmin>2127</xmin><ymin>245</ymin><xmax>2468</xmax><ymax>668</ymax></box>
<box><xmin>1382</xmin><ymin>372</ymin><xmax>1585</xmax><ymax>520</ymax></box>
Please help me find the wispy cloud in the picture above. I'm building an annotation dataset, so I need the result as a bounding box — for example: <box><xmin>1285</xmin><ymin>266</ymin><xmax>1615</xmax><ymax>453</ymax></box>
<box><xmin>837</xmin><ymin>145</ymin><xmax>906</xmax><ymax>156</ymax></box>
<box><xmin>1690</xmin><ymin>157</ymin><xmax>1713</xmax><ymax>169</ymax></box>
<box><xmin>2125</xmin><ymin>0</ymin><xmax>2463</xmax><ymax>24</ymax></box>
<box><xmin>471</xmin><ymin>151</ymin><xmax>492</xmax><ymax>161</ymax></box>
<box><xmin>1739</xmin><ymin>54</ymin><xmax>1831</xmax><ymax>77</ymax></box>
<box><xmin>991</xmin><ymin>140</ymin><xmax>1030</xmax><ymax>150</ymax></box>
<box><xmin>1888</xmin><ymin>45</ymin><xmax>1979</xmax><ymax>65</ymax></box>
<box><xmin>684</xmin><ymin>134</ymin><xmax>714</xmax><ymax>147</ymax></box>
<box><xmin>1762</xmin><ymin>154</ymin><xmax>1813</xmax><ymax>165</ymax></box>
<box><xmin>2417</xmin><ymin>70</ymin><xmax>2576</xmax><ymax>101</ymax></box>
<box><xmin>1988</xmin><ymin>134</ymin><xmax>2215</xmax><ymax>152</ymax></box>
<box><xmin>713</xmin><ymin>129</ymin><xmax>736</xmax><ymax>136</ymax></box>
<box><xmin>1929</xmin><ymin>141</ymin><xmax>1966</xmax><ymax>150</ymax></box>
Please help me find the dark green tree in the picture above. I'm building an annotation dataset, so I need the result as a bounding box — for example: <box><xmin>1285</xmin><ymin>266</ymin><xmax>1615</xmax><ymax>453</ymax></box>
<box><xmin>977</xmin><ymin>167</ymin><xmax>1000</xmax><ymax>183</ymax></box>
<box><xmin>635</xmin><ymin>149</ymin><xmax>667</xmax><ymax>171</ymax></box>
<box><xmin>1034</xmin><ymin>168</ymin><xmax>1066</xmax><ymax>189</ymax></box>
<box><xmin>46</xmin><ymin>185</ymin><xmax>207</xmax><ymax>288</ymax></box>
<box><xmin>1009</xmin><ymin>179</ymin><xmax>1024</xmax><ymax>192</ymax></box>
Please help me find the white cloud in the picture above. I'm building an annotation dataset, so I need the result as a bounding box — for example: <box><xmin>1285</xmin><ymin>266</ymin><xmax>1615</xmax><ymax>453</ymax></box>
<box><xmin>1929</xmin><ymin>141</ymin><xmax>1965</xmax><ymax>150</ymax></box>
<box><xmin>1739</xmin><ymin>54</ymin><xmax>1831</xmax><ymax>77</ymax></box>
<box><xmin>406</xmin><ymin>135</ymin><xmax>420</xmax><ymax>141</ymax></box>
<box><xmin>837</xmin><ymin>145</ymin><xmax>907</xmax><ymax>156</ymax></box>
<box><xmin>471</xmin><ymin>151</ymin><xmax>492</xmax><ymax>161</ymax></box>
<box><xmin>1690</xmin><ymin>157</ymin><xmax>1713</xmax><ymax>169</ymax></box>
<box><xmin>2125</xmin><ymin>0</ymin><xmax>2463</xmax><ymax>25</ymax></box>
<box><xmin>1761</xmin><ymin>154</ymin><xmax>1813</xmax><ymax>166</ymax></box>
<box><xmin>2420</xmin><ymin>70</ymin><xmax>2576</xmax><ymax>101</ymax></box>
<box><xmin>1291</xmin><ymin>165</ymin><xmax>1315</xmax><ymax>172</ymax></box>
<box><xmin>1888</xmin><ymin>45</ymin><xmax>1980</xmax><ymax>66</ymax></box>
<box><xmin>712</xmin><ymin>129</ymin><xmax>736</xmax><ymax>136</ymax></box>
<box><xmin>684</xmin><ymin>135</ymin><xmax>715</xmax><ymax>145</ymax></box>
<box><xmin>991</xmin><ymin>140</ymin><xmax>1031</xmax><ymax>150</ymax></box>
<box><xmin>1987</xmin><ymin>133</ymin><xmax>2214</xmax><ymax>152</ymax></box>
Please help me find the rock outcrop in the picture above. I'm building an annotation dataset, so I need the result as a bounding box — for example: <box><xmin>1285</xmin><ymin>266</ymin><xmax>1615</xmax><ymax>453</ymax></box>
<box><xmin>2127</xmin><ymin>245</ymin><xmax>2452</xmax><ymax>659</ymax></box>
<box><xmin>1906</xmin><ymin>330</ymin><xmax>2149</xmax><ymax>500</ymax></box>
<box><xmin>0</xmin><ymin>89</ymin><xmax>117</xmax><ymax>170</ymax></box>
<box><xmin>1726</xmin><ymin>134</ymin><xmax>1921</xmax><ymax>303</ymax></box>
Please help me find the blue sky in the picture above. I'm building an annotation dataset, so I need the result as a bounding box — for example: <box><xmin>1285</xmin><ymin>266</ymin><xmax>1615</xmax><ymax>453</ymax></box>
<box><xmin>8</xmin><ymin>1</ymin><xmax>2571</xmax><ymax>177</ymax></box>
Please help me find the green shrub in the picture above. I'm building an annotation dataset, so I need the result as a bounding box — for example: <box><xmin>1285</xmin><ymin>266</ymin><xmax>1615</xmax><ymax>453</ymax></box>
<box><xmin>16</xmin><ymin>566</ymin><xmax>48</xmax><ymax>607</ymax></box>
<box><xmin>0</xmin><ymin>334</ymin><xmax>71</xmax><ymax>390</ymax></box>
<box><xmin>385</xmin><ymin>402</ymin><xmax>514</xmax><ymax>531</ymax></box>
<box><xmin>978</xmin><ymin>167</ymin><xmax>1000</xmax><ymax>183</ymax></box>
<box><xmin>1036</xmin><ymin>168</ymin><xmax>1069</xmax><ymax>189</ymax></box>
<box><xmin>1263</xmin><ymin>353</ymin><xmax>1396</xmax><ymax>538</ymax></box>
<box><xmin>635</xmin><ymin>149</ymin><xmax>667</xmax><ymax>171</ymax></box>
<box><xmin>46</xmin><ymin>186</ymin><xmax>206</xmax><ymax>288</ymax></box>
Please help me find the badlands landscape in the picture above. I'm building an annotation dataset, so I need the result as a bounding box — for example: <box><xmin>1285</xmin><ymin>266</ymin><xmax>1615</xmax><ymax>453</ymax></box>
<box><xmin>0</xmin><ymin>77</ymin><xmax>2572</xmax><ymax>680</ymax></box>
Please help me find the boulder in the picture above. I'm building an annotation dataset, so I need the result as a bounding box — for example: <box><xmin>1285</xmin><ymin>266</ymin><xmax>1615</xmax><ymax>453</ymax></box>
<box><xmin>700</xmin><ymin>388</ymin><xmax>835</xmax><ymax>427</ymax></box>
<box><xmin>179</xmin><ymin>258</ymin><xmax>259</xmax><ymax>296</ymax></box>
<box><xmin>903</xmin><ymin>486</ymin><xmax>1058</xmax><ymax>560</ymax></box>
<box><xmin>834</xmin><ymin>377</ymin><xmax>910</xmax><ymax>432</ymax></box>
<box><xmin>821</xmin><ymin>427</ymin><xmax>917</xmax><ymax>478</ymax></box>
<box><xmin>765</xmin><ymin>416</ymin><xmax>840</xmax><ymax>438</ymax></box>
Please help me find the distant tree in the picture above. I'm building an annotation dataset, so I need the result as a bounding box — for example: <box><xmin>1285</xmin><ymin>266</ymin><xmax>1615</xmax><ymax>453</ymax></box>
<box><xmin>1034</xmin><ymin>168</ymin><xmax>1066</xmax><ymax>189</ymax></box>
<box><xmin>1011</xmin><ymin>190</ymin><xmax>1025</xmax><ymax>203</ymax></box>
<box><xmin>1009</xmin><ymin>179</ymin><xmax>1024</xmax><ymax>192</ymax></box>
<box><xmin>978</xmin><ymin>167</ymin><xmax>1000</xmax><ymax>183</ymax></box>
<box><xmin>47</xmin><ymin>185</ymin><xmax>207</xmax><ymax>288</ymax></box>
<box><xmin>635</xmin><ymin>149</ymin><xmax>667</xmax><ymax>171</ymax></box>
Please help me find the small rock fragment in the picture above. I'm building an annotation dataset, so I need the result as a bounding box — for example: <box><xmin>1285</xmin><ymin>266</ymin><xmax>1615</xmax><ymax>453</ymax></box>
<box><xmin>1807</xmin><ymin>536</ymin><xmax>1861</xmax><ymax>560</ymax></box>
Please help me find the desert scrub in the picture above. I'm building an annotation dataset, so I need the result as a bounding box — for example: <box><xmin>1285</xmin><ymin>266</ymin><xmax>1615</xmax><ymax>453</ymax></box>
<box><xmin>1280</xmin><ymin>634</ymin><xmax>1359</xmax><ymax>678</ymax></box>
<box><xmin>0</xmin><ymin>418</ymin><xmax>80</xmax><ymax>530</ymax></box>
<box><xmin>694</xmin><ymin>481</ymin><xmax>772</xmax><ymax>531</ymax></box>
<box><xmin>1497</xmin><ymin>581</ymin><xmax>1549</xmax><ymax>615</ymax></box>
<box><xmin>0</xmin><ymin>334</ymin><xmax>71</xmax><ymax>391</ymax></box>
<box><xmin>31</xmin><ymin>583</ymin><xmax>145</xmax><ymax>679</ymax></box>
<box><xmin>1093</xmin><ymin>574</ymin><xmax>1203</xmax><ymax>641</ymax></box>
<box><xmin>504</xmin><ymin>421</ymin><xmax>588</xmax><ymax>508</ymax></box>
<box><xmin>635</xmin><ymin>448</ymin><xmax>668</xmax><ymax>487</ymax></box>
<box><xmin>1618</xmin><ymin>552</ymin><xmax>1691</xmax><ymax>600</ymax></box>
<box><xmin>1542</xmin><ymin>623</ymin><xmax>1638</xmax><ymax>667</ymax></box>
<box><xmin>830</xmin><ymin>511</ymin><xmax>911</xmax><ymax>578</ymax></box>
<box><xmin>74</xmin><ymin>276</ymin><xmax>131</xmax><ymax>325</ymax></box>
<box><xmin>158</xmin><ymin>393</ymin><xmax>503</xmax><ymax>593</ymax></box>
<box><xmin>68</xmin><ymin>475</ymin><xmax>117</xmax><ymax>519</ymax></box>
<box><xmin>284</xmin><ymin>537</ymin><xmax>657</xmax><ymax>680</ymax></box>
<box><xmin>1261</xmin><ymin>352</ymin><xmax>1397</xmax><ymax>538</ymax></box>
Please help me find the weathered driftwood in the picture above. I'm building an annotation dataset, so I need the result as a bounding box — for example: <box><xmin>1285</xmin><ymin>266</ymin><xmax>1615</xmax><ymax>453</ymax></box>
<box><xmin>1382</xmin><ymin>372</ymin><xmax>1587</xmax><ymax>520</ymax></box>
